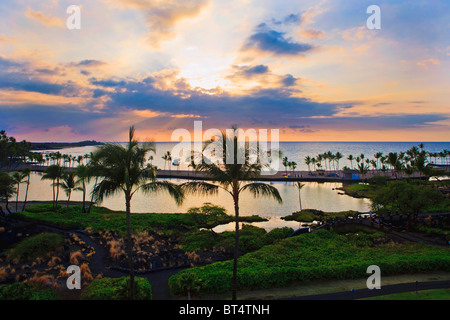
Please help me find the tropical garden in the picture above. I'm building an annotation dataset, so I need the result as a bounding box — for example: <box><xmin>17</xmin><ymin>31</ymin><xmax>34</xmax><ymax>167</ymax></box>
<box><xmin>0</xmin><ymin>129</ymin><xmax>449</xmax><ymax>300</ymax></box>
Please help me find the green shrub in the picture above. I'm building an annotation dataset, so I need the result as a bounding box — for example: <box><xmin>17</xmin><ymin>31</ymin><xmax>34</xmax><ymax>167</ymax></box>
<box><xmin>0</xmin><ymin>282</ymin><xmax>58</xmax><ymax>300</ymax></box>
<box><xmin>24</xmin><ymin>204</ymin><xmax>61</xmax><ymax>213</ymax></box>
<box><xmin>169</xmin><ymin>229</ymin><xmax>450</xmax><ymax>295</ymax></box>
<box><xmin>80</xmin><ymin>277</ymin><xmax>152</xmax><ymax>300</ymax></box>
<box><xmin>8</xmin><ymin>233</ymin><xmax>64</xmax><ymax>261</ymax></box>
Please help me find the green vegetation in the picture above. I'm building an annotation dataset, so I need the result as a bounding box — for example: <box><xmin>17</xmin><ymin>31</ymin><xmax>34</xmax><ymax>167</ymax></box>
<box><xmin>363</xmin><ymin>289</ymin><xmax>450</xmax><ymax>300</ymax></box>
<box><xmin>7</xmin><ymin>233</ymin><xmax>64</xmax><ymax>262</ymax></box>
<box><xmin>0</xmin><ymin>282</ymin><xmax>58</xmax><ymax>300</ymax></box>
<box><xmin>282</xmin><ymin>209</ymin><xmax>359</xmax><ymax>223</ymax></box>
<box><xmin>372</xmin><ymin>181</ymin><xmax>445</xmax><ymax>221</ymax></box>
<box><xmin>14</xmin><ymin>203</ymin><xmax>267</xmax><ymax>236</ymax></box>
<box><xmin>80</xmin><ymin>277</ymin><xmax>152</xmax><ymax>300</ymax></box>
<box><xmin>182</xmin><ymin>225</ymin><xmax>294</xmax><ymax>253</ymax></box>
<box><xmin>339</xmin><ymin>183</ymin><xmax>378</xmax><ymax>199</ymax></box>
<box><xmin>169</xmin><ymin>229</ymin><xmax>450</xmax><ymax>296</ymax></box>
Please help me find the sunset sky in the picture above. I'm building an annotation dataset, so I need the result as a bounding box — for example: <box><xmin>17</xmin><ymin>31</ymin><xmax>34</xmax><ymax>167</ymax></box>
<box><xmin>0</xmin><ymin>0</ymin><xmax>449</xmax><ymax>142</ymax></box>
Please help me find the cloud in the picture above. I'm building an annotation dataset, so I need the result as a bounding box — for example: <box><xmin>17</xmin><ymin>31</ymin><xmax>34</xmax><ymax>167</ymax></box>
<box><xmin>24</xmin><ymin>7</ymin><xmax>64</xmax><ymax>27</ymax></box>
<box><xmin>417</xmin><ymin>58</ymin><xmax>440</xmax><ymax>69</ymax></box>
<box><xmin>71</xmin><ymin>60</ymin><xmax>107</xmax><ymax>68</ymax></box>
<box><xmin>298</xmin><ymin>29</ymin><xmax>326</xmax><ymax>39</ymax></box>
<box><xmin>90</xmin><ymin>77</ymin><xmax>127</xmax><ymax>87</ymax></box>
<box><xmin>297</xmin><ymin>114</ymin><xmax>449</xmax><ymax>130</ymax></box>
<box><xmin>226</xmin><ymin>64</ymin><xmax>300</xmax><ymax>90</ymax></box>
<box><xmin>106</xmin><ymin>0</ymin><xmax>210</xmax><ymax>47</ymax></box>
<box><xmin>244</xmin><ymin>29</ymin><xmax>313</xmax><ymax>56</ymax></box>
<box><xmin>281</xmin><ymin>74</ymin><xmax>298</xmax><ymax>87</ymax></box>
<box><xmin>0</xmin><ymin>56</ymin><xmax>82</xmax><ymax>97</ymax></box>
<box><xmin>342</xmin><ymin>26</ymin><xmax>374</xmax><ymax>42</ymax></box>
<box><xmin>0</xmin><ymin>34</ymin><xmax>17</xmax><ymax>44</ymax></box>
<box><xmin>242</xmin><ymin>16</ymin><xmax>314</xmax><ymax>57</ymax></box>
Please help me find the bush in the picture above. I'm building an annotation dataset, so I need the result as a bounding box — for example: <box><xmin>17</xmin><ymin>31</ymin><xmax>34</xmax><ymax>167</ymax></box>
<box><xmin>169</xmin><ymin>229</ymin><xmax>450</xmax><ymax>295</ymax></box>
<box><xmin>80</xmin><ymin>277</ymin><xmax>152</xmax><ymax>300</ymax></box>
<box><xmin>8</xmin><ymin>233</ymin><xmax>64</xmax><ymax>261</ymax></box>
<box><xmin>0</xmin><ymin>282</ymin><xmax>58</xmax><ymax>300</ymax></box>
<box><xmin>23</xmin><ymin>204</ymin><xmax>60</xmax><ymax>213</ymax></box>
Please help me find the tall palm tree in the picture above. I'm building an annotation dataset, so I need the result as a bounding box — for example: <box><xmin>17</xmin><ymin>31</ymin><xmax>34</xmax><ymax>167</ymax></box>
<box><xmin>311</xmin><ymin>157</ymin><xmax>317</xmax><ymax>171</ymax></box>
<box><xmin>335</xmin><ymin>152</ymin><xmax>343</xmax><ymax>171</ymax></box>
<box><xmin>11</xmin><ymin>171</ymin><xmax>27</xmax><ymax>212</ymax></box>
<box><xmin>92</xmin><ymin>126</ymin><xmax>184</xmax><ymax>300</ymax></box>
<box><xmin>347</xmin><ymin>155</ymin><xmax>354</xmax><ymax>170</ymax></box>
<box><xmin>181</xmin><ymin>131</ymin><xmax>282</xmax><ymax>300</ymax></box>
<box><xmin>21</xmin><ymin>168</ymin><xmax>31</xmax><ymax>212</ymax></box>
<box><xmin>42</xmin><ymin>164</ymin><xmax>64</xmax><ymax>210</ymax></box>
<box><xmin>282</xmin><ymin>157</ymin><xmax>289</xmax><ymax>174</ymax></box>
<box><xmin>75</xmin><ymin>164</ymin><xmax>90</xmax><ymax>213</ymax></box>
<box><xmin>295</xmin><ymin>182</ymin><xmax>305</xmax><ymax>211</ymax></box>
<box><xmin>304</xmin><ymin>156</ymin><xmax>312</xmax><ymax>172</ymax></box>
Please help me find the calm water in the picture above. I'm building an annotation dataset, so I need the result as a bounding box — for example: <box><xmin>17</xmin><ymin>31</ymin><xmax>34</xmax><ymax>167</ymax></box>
<box><xmin>20</xmin><ymin>142</ymin><xmax>449</xmax><ymax>230</ymax></box>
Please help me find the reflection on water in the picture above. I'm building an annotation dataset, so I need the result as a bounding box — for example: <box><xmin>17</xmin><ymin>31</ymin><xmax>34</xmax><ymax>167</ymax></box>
<box><xmin>19</xmin><ymin>173</ymin><xmax>371</xmax><ymax>230</ymax></box>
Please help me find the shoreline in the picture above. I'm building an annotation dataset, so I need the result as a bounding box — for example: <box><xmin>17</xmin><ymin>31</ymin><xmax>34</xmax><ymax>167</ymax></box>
<box><xmin>2</xmin><ymin>164</ymin><xmax>444</xmax><ymax>183</ymax></box>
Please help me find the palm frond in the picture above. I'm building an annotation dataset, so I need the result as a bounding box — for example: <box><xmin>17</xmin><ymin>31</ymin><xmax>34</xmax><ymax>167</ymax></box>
<box><xmin>180</xmin><ymin>181</ymin><xmax>219</xmax><ymax>197</ymax></box>
<box><xmin>140</xmin><ymin>181</ymin><xmax>184</xmax><ymax>206</ymax></box>
<box><xmin>92</xmin><ymin>179</ymin><xmax>123</xmax><ymax>203</ymax></box>
<box><xmin>240</xmin><ymin>183</ymin><xmax>283</xmax><ymax>204</ymax></box>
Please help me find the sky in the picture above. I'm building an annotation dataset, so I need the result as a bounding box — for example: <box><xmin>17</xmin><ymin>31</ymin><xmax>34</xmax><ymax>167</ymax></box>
<box><xmin>0</xmin><ymin>0</ymin><xmax>449</xmax><ymax>142</ymax></box>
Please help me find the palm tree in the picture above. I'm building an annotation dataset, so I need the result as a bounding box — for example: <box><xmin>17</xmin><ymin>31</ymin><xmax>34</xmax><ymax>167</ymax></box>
<box><xmin>282</xmin><ymin>157</ymin><xmax>289</xmax><ymax>174</ymax></box>
<box><xmin>21</xmin><ymin>168</ymin><xmax>31</xmax><ymax>212</ymax></box>
<box><xmin>311</xmin><ymin>157</ymin><xmax>317</xmax><ymax>172</ymax></box>
<box><xmin>295</xmin><ymin>182</ymin><xmax>305</xmax><ymax>211</ymax></box>
<box><xmin>374</xmin><ymin>152</ymin><xmax>383</xmax><ymax>171</ymax></box>
<box><xmin>11</xmin><ymin>171</ymin><xmax>27</xmax><ymax>212</ymax></box>
<box><xmin>181</xmin><ymin>131</ymin><xmax>282</xmax><ymax>300</ymax></box>
<box><xmin>304</xmin><ymin>156</ymin><xmax>312</xmax><ymax>172</ymax></box>
<box><xmin>92</xmin><ymin>126</ymin><xmax>184</xmax><ymax>300</ymax></box>
<box><xmin>347</xmin><ymin>155</ymin><xmax>354</xmax><ymax>170</ymax></box>
<box><xmin>335</xmin><ymin>152</ymin><xmax>343</xmax><ymax>171</ymax></box>
<box><xmin>42</xmin><ymin>164</ymin><xmax>64</xmax><ymax>210</ymax></box>
<box><xmin>291</xmin><ymin>161</ymin><xmax>297</xmax><ymax>174</ymax></box>
<box><xmin>59</xmin><ymin>172</ymin><xmax>81</xmax><ymax>209</ymax></box>
<box><xmin>75</xmin><ymin>164</ymin><xmax>90</xmax><ymax>213</ymax></box>
<box><xmin>162</xmin><ymin>154</ymin><xmax>168</xmax><ymax>170</ymax></box>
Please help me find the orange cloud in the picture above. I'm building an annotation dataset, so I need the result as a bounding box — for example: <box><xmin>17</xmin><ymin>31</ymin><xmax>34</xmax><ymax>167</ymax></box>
<box><xmin>105</xmin><ymin>0</ymin><xmax>211</xmax><ymax>47</ymax></box>
<box><xmin>298</xmin><ymin>29</ymin><xmax>326</xmax><ymax>39</ymax></box>
<box><xmin>25</xmin><ymin>8</ymin><xmax>64</xmax><ymax>27</ymax></box>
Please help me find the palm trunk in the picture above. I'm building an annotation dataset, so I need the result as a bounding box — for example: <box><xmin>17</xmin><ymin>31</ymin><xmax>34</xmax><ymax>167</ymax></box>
<box><xmin>15</xmin><ymin>183</ymin><xmax>20</xmax><ymax>212</ymax></box>
<box><xmin>88</xmin><ymin>177</ymin><xmax>98</xmax><ymax>213</ymax></box>
<box><xmin>125</xmin><ymin>192</ymin><xmax>135</xmax><ymax>300</ymax></box>
<box><xmin>52</xmin><ymin>178</ymin><xmax>56</xmax><ymax>209</ymax></box>
<box><xmin>82</xmin><ymin>181</ymin><xmax>86</xmax><ymax>213</ymax></box>
<box><xmin>55</xmin><ymin>177</ymin><xmax>60</xmax><ymax>209</ymax></box>
<box><xmin>22</xmin><ymin>176</ymin><xmax>30</xmax><ymax>212</ymax></box>
<box><xmin>299</xmin><ymin>190</ymin><xmax>302</xmax><ymax>211</ymax></box>
<box><xmin>232</xmin><ymin>194</ymin><xmax>239</xmax><ymax>301</ymax></box>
